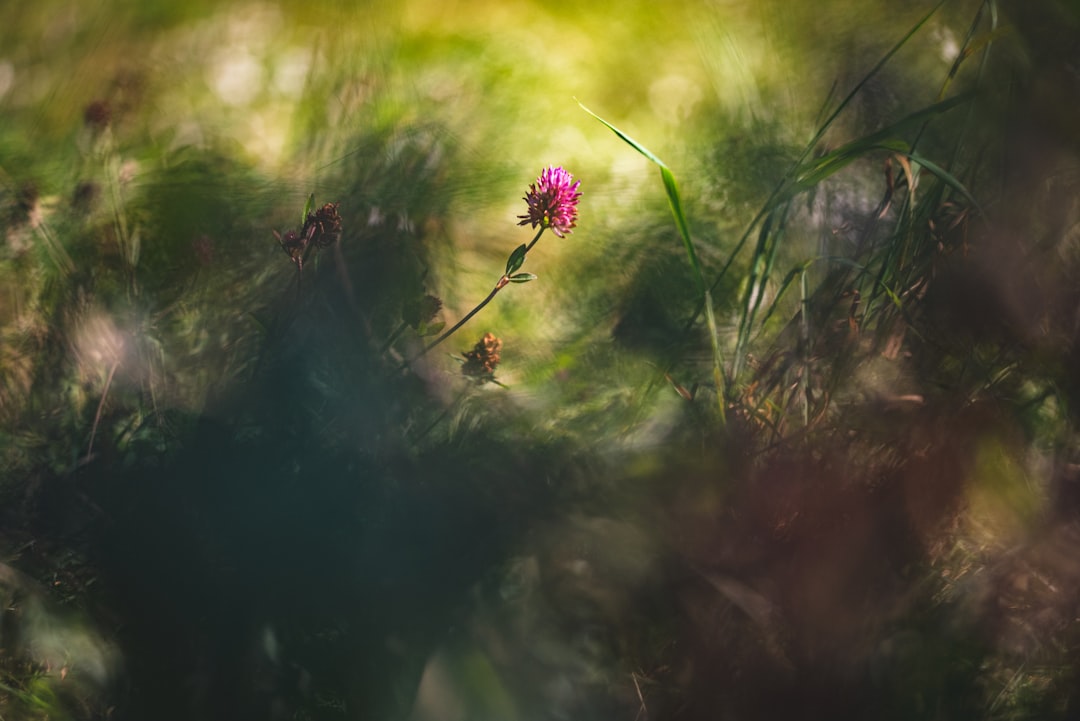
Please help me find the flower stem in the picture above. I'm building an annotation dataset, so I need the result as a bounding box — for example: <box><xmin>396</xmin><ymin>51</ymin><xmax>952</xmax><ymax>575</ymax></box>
<box><xmin>407</xmin><ymin>228</ymin><xmax>545</xmax><ymax>363</ymax></box>
<box><xmin>523</xmin><ymin>227</ymin><xmax>545</xmax><ymax>255</ymax></box>
<box><xmin>417</xmin><ymin>280</ymin><xmax>505</xmax><ymax>359</ymax></box>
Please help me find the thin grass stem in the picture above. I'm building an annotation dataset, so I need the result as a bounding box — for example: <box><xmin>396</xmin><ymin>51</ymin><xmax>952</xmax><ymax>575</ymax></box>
<box><xmin>85</xmin><ymin>360</ymin><xmax>119</xmax><ymax>461</ymax></box>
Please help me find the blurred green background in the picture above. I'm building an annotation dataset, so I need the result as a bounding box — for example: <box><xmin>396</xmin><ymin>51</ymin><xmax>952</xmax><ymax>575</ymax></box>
<box><xmin>2</xmin><ymin>0</ymin><xmax>1080</xmax><ymax>719</ymax></box>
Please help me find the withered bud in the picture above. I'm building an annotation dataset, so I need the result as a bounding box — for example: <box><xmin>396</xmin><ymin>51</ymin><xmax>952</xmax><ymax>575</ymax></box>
<box><xmin>462</xmin><ymin>332</ymin><xmax>502</xmax><ymax>379</ymax></box>
<box><xmin>275</xmin><ymin>229</ymin><xmax>305</xmax><ymax>268</ymax></box>
<box><xmin>303</xmin><ymin>202</ymin><xmax>342</xmax><ymax>248</ymax></box>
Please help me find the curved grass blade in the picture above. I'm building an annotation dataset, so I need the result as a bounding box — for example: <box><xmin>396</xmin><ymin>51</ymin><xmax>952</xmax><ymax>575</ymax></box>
<box><xmin>713</xmin><ymin>1</ymin><xmax>949</xmax><ymax>290</ymax></box>
<box><xmin>897</xmin><ymin>149</ymin><xmax>983</xmax><ymax>215</ymax></box>
<box><xmin>758</xmin><ymin>258</ymin><xmax>815</xmax><ymax>332</ymax></box>
<box><xmin>578</xmin><ymin>102</ymin><xmax>706</xmax><ymax>289</ymax></box>
<box><xmin>795</xmin><ymin>93</ymin><xmax>972</xmax><ymax>189</ymax></box>
<box><xmin>823</xmin><ymin>256</ymin><xmax>927</xmax><ymax>344</ymax></box>
<box><xmin>578</xmin><ymin>101</ymin><xmax>670</xmax><ymax>169</ymax></box>
<box><xmin>682</xmin><ymin>1</ymin><xmax>951</xmax><ymax>377</ymax></box>
<box><xmin>579</xmin><ymin>100</ymin><xmax>726</xmax><ymax>421</ymax></box>
<box><xmin>802</xmin><ymin>0</ymin><xmax>948</xmax><ymax>162</ymax></box>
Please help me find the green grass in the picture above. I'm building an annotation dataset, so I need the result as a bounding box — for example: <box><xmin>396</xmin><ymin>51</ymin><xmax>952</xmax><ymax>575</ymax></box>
<box><xmin>1</xmin><ymin>0</ymin><xmax>1079</xmax><ymax>718</ymax></box>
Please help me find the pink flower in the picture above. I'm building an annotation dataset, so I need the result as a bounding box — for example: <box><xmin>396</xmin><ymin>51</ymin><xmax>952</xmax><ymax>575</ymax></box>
<box><xmin>517</xmin><ymin>166</ymin><xmax>582</xmax><ymax>238</ymax></box>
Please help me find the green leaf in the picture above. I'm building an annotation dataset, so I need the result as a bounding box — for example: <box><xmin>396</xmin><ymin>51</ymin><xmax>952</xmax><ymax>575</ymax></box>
<box><xmin>509</xmin><ymin>272</ymin><xmax>537</xmax><ymax>283</ymax></box>
<box><xmin>505</xmin><ymin>243</ymin><xmax>528</xmax><ymax>275</ymax></box>
<box><xmin>302</xmin><ymin>192</ymin><xmax>315</xmax><ymax>224</ymax></box>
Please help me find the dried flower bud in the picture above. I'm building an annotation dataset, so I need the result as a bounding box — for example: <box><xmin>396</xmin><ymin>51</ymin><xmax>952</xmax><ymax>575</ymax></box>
<box><xmin>275</xmin><ymin>198</ymin><xmax>341</xmax><ymax>272</ymax></box>
<box><xmin>303</xmin><ymin>202</ymin><xmax>342</xmax><ymax>248</ymax></box>
<box><xmin>275</xmin><ymin>229</ymin><xmax>305</xmax><ymax>268</ymax></box>
<box><xmin>461</xmin><ymin>332</ymin><xmax>502</xmax><ymax>379</ymax></box>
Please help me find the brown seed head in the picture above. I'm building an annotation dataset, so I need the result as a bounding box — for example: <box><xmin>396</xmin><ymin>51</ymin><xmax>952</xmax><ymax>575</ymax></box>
<box><xmin>275</xmin><ymin>229</ymin><xmax>305</xmax><ymax>268</ymax></box>
<box><xmin>303</xmin><ymin>202</ymin><xmax>342</xmax><ymax>248</ymax></box>
<box><xmin>462</xmin><ymin>332</ymin><xmax>502</xmax><ymax>379</ymax></box>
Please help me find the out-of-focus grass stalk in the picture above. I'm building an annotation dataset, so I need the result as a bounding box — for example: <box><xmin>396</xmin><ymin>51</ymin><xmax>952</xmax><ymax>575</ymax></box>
<box><xmin>85</xmin><ymin>359</ymin><xmax>120</xmax><ymax>460</ymax></box>
<box><xmin>105</xmin><ymin>153</ymin><xmax>140</xmax><ymax>295</ymax></box>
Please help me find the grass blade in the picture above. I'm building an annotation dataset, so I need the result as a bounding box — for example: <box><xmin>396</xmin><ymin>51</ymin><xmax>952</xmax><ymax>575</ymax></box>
<box><xmin>899</xmin><ymin>150</ymin><xmax>983</xmax><ymax>215</ymax></box>
<box><xmin>580</xmin><ymin>101</ymin><xmax>727</xmax><ymax>420</ymax></box>
<box><xmin>578</xmin><ymin>101</ymin><xmax>670</xmax><ymax>169</ymax></box>
<box><xmin>795</xmin><ymin>93</ymin><xmax>973</xmax><ymax>189</ymax></box>
<box><xmin>802</xmin><ymin>0</ymin><xmax>947</xmax><ymax>160</ymax></box>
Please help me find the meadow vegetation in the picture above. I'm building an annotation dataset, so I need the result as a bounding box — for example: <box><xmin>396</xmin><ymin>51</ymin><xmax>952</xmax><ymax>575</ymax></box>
<box><xmin>1</xmin><ymin>0</ymin><xmax>1080</xmax><ymax>719</ymax></box>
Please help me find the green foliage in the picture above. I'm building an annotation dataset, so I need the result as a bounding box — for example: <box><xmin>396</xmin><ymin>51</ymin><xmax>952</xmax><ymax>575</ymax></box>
<box><xmin>504</xmin><ymin>243</ymin><xmax>527</xmax><ymax>275</ymax></box>
<box><xmin>1</xmin><ymin>0</ymin><xmax>1079</xmax><ymax>719</ymax></box>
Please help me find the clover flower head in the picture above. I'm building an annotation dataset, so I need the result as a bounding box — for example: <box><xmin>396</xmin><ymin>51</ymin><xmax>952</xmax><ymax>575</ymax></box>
<box><xmin>517</xmin><ymin>166</ymin><xmax>581</xmax><ymax>238</ymax></box>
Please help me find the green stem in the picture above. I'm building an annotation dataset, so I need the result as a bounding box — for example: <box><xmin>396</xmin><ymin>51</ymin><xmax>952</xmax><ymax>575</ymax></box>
<box><xmin>416</xmin><ymin>279</ymin><xmax>507</xmax><ymax>359</ymax></box>
<box><xmin>522</xmin><ymin>227</ymin><xmax>545</xmax><ymax>255</ymax></box>
<box><xmin>408</xmin><ymin>227</ymin><xmax>545</xmax><ymax>362</ymax></box>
